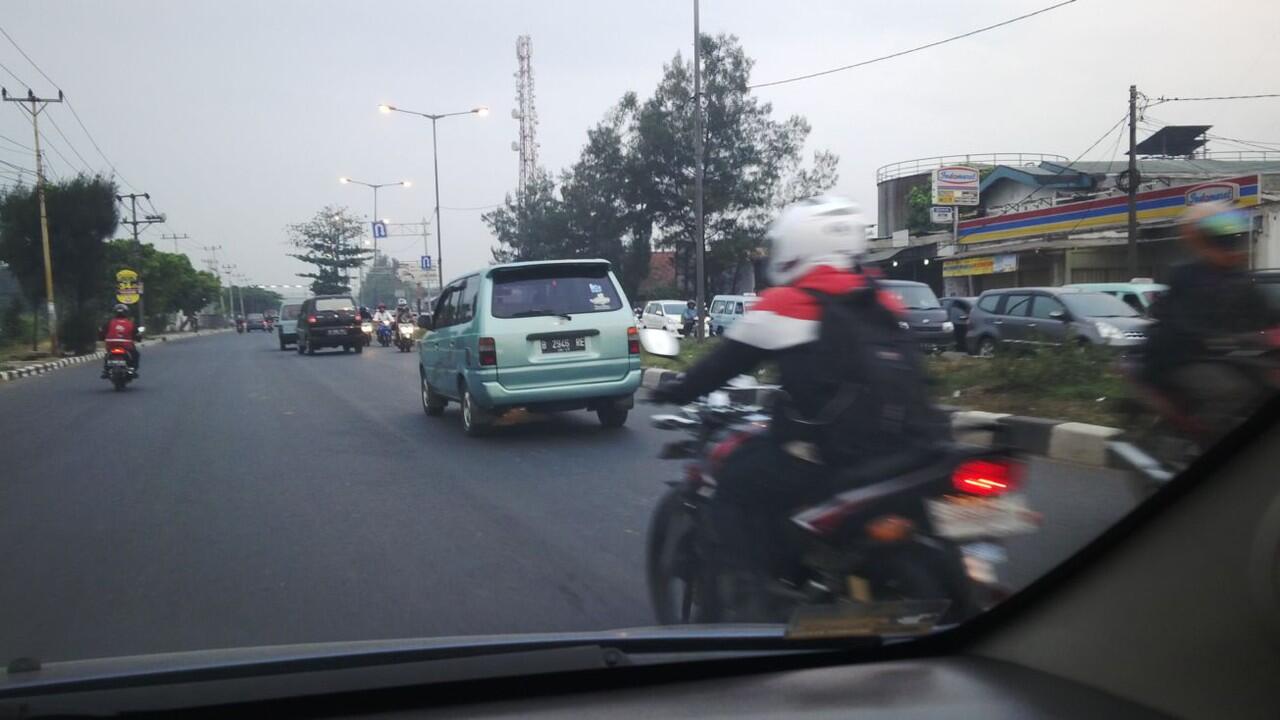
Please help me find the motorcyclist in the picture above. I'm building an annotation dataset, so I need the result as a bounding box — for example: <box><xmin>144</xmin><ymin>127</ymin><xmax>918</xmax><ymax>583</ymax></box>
<box><xmin>680</xmin><ymin>301</ymin><xmax>698</xmax><ymax>337</ymax></box>
<box><xmin>372</xmin><ymin>303</ymin><xmax>395</xmax><ymax>325</ymax></box>
<box><xmin>649</xmin><ymin>195</ymin><xmax>943</xmax><ymax>610</ymax></box>
<box><xmin>99</xmin><ymin>304</ymin><xmax>141</xmax><ymax>377</ymax></box>
<box><xmin>394</xmin><ymin>298</ymin><xmax>415</xmax><ymax>324</ymax></box>
<box><xmin>1139</xmin><ymin>200</ymin><xmax>1272</xmax><ymax>436</ymax></box>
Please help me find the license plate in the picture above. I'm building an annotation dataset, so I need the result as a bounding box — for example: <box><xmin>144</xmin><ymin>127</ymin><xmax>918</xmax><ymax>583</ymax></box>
<box><xmin>540</xmin><ymin>337</ymin><xmax>586</xmax><ymax>353</ymax></box>
<box><xmin>327</xmin><ymin>329</ymin><xmax>346</xmax><ymax>336</ymax></box>
<box><xmin>107</xmin><ymin>358</ymin><xmax>126</xmax><ymax>366</ymax></box>
<box><xmin>926</xmin><ymin>494</ymin><xmax>1038</xmax><ymax>540</ymax></box>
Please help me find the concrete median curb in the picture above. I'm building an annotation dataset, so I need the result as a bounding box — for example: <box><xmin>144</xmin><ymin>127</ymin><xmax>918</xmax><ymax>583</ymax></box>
<box><xmin>639</xmin><ymin>367</ymin><xmax>1125</xmax><ymax>470</ymax></box>
<box><xmin>0</xmin><ymin>328</ymin><xmax>232</xmax><ymax>384</ymax></box>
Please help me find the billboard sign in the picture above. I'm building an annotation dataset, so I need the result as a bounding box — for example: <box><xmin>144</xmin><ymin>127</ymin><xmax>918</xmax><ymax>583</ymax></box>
<box><xmin>942</xmin><ymin>253</ymin><xmax>1018</xmax><ymax>278</ymax></box>
<box><xmin>930</xmin><ymin>206</ymin><xmax>955</xmax><ymax>224</ymax></box>
<box><xmin>115</xmin><ymin>268</ymin><xmax>140</xmax><ymax>305</ymax></box>
<box><xmin>932</xmin><ymin>166</ymin><xmax>980</xmax><ymax>206</ymax></box>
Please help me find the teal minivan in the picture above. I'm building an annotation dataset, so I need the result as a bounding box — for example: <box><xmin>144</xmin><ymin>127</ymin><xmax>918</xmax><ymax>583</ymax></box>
<box><xmin>417</xmin><ymin>260</ymin><xmax>643</xmax><ymax>435</ymax></box>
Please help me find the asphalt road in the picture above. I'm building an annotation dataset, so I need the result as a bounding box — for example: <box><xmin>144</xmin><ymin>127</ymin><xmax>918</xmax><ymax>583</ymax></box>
<box><xmin>0</xmin><ymin>331</ymin><xmax>1138</xmax><ymax>663</ymax></box>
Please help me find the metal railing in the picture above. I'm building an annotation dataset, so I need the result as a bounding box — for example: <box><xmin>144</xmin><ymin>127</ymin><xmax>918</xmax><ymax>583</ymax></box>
<box><xmin>875</xmin><ymin>153</ymin><xmax>1069</xmax><ymax>183</ymax></box>
<box><xmin>1198</xmin><ymin>150</ymin><xmax>1280</xmax><ymax>162</ymax></box>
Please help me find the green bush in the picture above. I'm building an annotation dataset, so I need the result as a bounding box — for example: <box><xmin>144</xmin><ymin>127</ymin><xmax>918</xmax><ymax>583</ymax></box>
<box><xmin>2</xmin><ymin>297</ymin><xmax>26</xmax><ymax>343</ymax></box>
<box><xmin>987</xmin><ymin>344</ymin><xmax>1126</xmax><ymax>401</ymax></box>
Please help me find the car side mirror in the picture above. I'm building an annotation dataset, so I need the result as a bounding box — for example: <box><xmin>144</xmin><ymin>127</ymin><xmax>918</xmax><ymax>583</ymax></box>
<box><xmin>417</xmin><ymin>315</ymin><xmax>433</xmax><ymax>330</ymax></box>
<box><xmin>1048</xmin><ymin>310</ymin><xmax>1067</xmax><ymax>321</ymax></box>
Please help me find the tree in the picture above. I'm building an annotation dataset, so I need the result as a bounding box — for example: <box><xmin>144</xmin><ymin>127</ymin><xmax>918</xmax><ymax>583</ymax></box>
<box><xmin>0</xmin><ymin>175</ymin><xmax>119</xmax><ymax>352</ymax></box>
<box><xmin>485</xmin><ymin>35</ymin><xmax>836</xmax><ymax>299</ymax></box>
<box><xmin>231</xmin><ymin>286</ymin><xmax>283</xmax><ymax>315</ymax></box>
<box><xmin>905</xmin><ymin>184</ymin><xmax>934</xmax><ymax>235</ymax></box>
<box><xmin>288</xmin><ymin>206</ymin><xmax>368</xmax><ymax>295</ymax></box>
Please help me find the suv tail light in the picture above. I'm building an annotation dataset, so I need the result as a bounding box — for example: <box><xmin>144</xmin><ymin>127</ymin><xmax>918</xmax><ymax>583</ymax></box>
<box><xmin>478</xmin><ymin>337</ymin><xmax>497</xmax><ymax>366</ymax></box>
<box><xmin>952</xmin><ymin>459</ymin><xmax>1021</xmax><ymax>496</ymax></box>
<box><xmin>627</xmin><ymin>326</ymin><xmax>640</xmax><ymax>354</ymax></box>
<box><xmin>307</xmin><ymin>315</ymin><xmax>317</xmax><ymax>324</ymax></box>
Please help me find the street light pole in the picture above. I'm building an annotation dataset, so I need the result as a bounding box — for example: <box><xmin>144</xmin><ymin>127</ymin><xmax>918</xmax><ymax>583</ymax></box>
<box><xmin>339</xmin><ymin>177</ymin><xmax>410</xmax><ymax>302</ymax></box>
<box><xmin>378</xmin><ymin>103</ymin><xmax>488</xmax><ymax>290</ymax></box>
<box><xmin>692</xmin><ymin>0</ymin><xmax>706</xmax><ymax>341</ymax></box>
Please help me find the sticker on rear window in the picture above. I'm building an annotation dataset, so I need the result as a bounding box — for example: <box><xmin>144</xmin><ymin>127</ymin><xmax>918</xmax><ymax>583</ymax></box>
<box><xmin>589</xmin><ymin>283</ymin><xmax>602</xmax><ymax>293</ymax></box>
<box><xmin>590</xmin><ymin>293</ymin><xmax>611</xmax><ymax>307</ymax></box>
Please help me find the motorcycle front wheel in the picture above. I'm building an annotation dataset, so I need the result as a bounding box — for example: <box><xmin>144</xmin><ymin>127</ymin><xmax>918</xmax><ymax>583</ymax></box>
<box><xmin>646</xmin><ymin>488</ymin><xmax>722</xmax><ymax>624</ymax></box>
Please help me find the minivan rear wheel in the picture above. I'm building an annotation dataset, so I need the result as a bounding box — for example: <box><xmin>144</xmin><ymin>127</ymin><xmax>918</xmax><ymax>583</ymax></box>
<box><xmin>422</xmin><ymin>375</ymin><xmax>446</xmax><ymax>417</ymax></box>
<box><xmin>460</xmin><ymin>384</ymin><xmax>492</xmax><ymax>437</ymax></box>
<box><xmin>597</xmin><ymin>404</ymin><xmax>629</xmax><ymax>428</ymax></box>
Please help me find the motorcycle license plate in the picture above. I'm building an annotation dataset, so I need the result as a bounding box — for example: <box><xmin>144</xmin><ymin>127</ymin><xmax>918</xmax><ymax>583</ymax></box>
<box><xmin>327</xmin><ymin>329</ymin><xmax>346</xmax><ymax>336</ymax></box>
<box><xmin>540</xmin><ymin>337</ymin><xmax>586</xmax><ymax>353</ymax></box>
<box><xmin>107</xmin><ymin>358</ymin><xmax>126</xmax><ymax>366</ymax></box>
<box><xmin>926</xmin><ymin>494</ymin><xmax>1037</xmax><ymax>540</ymax></box>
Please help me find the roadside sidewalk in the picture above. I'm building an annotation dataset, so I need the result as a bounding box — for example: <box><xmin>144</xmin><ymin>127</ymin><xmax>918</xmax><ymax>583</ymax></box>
<box><xmin>0</xmin><ymin>328</ymin><xmax>232</xmax><ymax>383</ymax></box>
<box><xmin>639</xmin><ymin>366</ymin><xmax>1125</xmax><ymax>471</ymax></box>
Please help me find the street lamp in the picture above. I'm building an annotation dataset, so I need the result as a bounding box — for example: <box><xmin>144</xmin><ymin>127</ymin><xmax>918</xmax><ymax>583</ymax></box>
<box><xmin>339</xmin><ymin>177</ymin><xmax>411</xmax><ymax>301</ymax></box>
<box><xmin>378</xmin><ymin>103</ymin><xmax>488</xmax><ymax>288</ymax></box>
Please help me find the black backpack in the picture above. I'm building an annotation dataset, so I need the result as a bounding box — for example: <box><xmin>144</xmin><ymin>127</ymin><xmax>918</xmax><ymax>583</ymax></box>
<box><xmin>796</xmin><ymin>284</ymin><xmax>946</xmax><ymax>465</ymax></box>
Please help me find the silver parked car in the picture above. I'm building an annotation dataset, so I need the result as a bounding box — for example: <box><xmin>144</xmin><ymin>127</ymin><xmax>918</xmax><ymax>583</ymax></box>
<box><xmin>966</xmin><ymin>287</ymin><xmax>1152</xmax><ymax>356</ymax></box>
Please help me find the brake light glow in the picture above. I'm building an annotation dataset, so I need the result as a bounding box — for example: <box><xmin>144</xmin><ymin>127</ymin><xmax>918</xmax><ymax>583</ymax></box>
<box><xmin>109</xmin><ymin>347</ymin><xmax>127</xmax><ymax>355</ymax></box>
<box><xmin>478</xmin><ymin>337</ymin><xmax>496</xmax><ymax>366</ymax></box>
<box><xmin>307</xmin><ymin>315</ymin><xmax>317</xmax><ymax>324</ymax></box>
<box><xmin>952</xmin><ymin>459</ymin><xmax>1021</xmax><ymax>496</ymax></box>
<box><xmin>627</xmin><ymin>326</ymin><xmax>639</xmax><ymax>354</ymax></box>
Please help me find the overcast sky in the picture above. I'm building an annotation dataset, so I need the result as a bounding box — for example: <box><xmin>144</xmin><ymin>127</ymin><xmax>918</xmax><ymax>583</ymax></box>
<box><xmin>2</xmin><ymin>0</ymin><xmax>1277</xmax><ymax>291</ymax></box>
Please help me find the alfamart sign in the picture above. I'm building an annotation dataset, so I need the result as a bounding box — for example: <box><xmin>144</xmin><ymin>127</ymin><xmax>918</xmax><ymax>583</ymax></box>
<box><xmin>957</xmin><ymin>175</ymin><xmax>1260</xmax><ymax>244</ymax></box>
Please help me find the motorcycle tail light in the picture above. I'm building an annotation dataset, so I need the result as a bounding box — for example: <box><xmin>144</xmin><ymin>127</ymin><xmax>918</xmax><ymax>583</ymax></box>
<box><xmin>952</xmin><ymin>459</ymin><xmax>1021</xmax><ymax>496</ymax></box>
<box><xmin>627</xmin><ymin>326</ymin><xmax>640</xmax><ymax>354</ymax></box>
<box><xmin>478</xmin><ymin>337</ymin><xmax>497</xmax><ymax>366</ymax></box>
<box><xmin>109</xmin><ymin>347</ymin><xmax>127</xmax><ymax>355</ymax></box>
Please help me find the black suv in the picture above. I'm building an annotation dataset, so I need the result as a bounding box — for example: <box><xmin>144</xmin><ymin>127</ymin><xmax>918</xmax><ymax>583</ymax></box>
<box><xmin>295</xmin><ymin>295</ymin><xmax>364</xmax><ymax>355</ymax></box>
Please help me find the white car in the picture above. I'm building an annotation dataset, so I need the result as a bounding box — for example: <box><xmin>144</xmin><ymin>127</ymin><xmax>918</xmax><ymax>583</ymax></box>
<box><xmin>641</xmin><ymin>300</ymin><xmax>691</xmax><ymax>335</ymax></box>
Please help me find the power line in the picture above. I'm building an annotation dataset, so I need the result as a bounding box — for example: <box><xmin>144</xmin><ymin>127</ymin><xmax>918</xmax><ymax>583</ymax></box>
<box><xmin>0</xmin><ymin>58</ymin><xmax>25</xmax><ymax>86</ymax></box>
<box><xmin>64</xmin><ymin>99</ymin><xmax>132</xmax><ymax>189</ymax></box>
<box><xmin>38</xmin><ymin>130</ymin><xmax>77</xmax><ymax>177</ymax></box>
<box><xmin>1151</xmin><ymin>93</ymin><xmax>1280</xmax><ymax>105</ymax></box>
<box><xmin>45</xmin><ymin>113</ymin><xmax>92</xmax><ymax>172</ymax></box>
<box><xmin>0</xmin><ymin>24</ymin><xmax>58</xmax><ymax>89</ymax></box>
<box><xmin>990</xmin><ymin>112</ymin><xmax>1129</xmax><ymax>218</ymax></box>
<box><xmin>750</xmin><ymin>0</ymin><xmax>1079</xmax><ymax>89</ymax></box>
<box><xmin>0</xmin><ymin>132</ymin><xmax>32</xmax><ymax>151</ymax></box>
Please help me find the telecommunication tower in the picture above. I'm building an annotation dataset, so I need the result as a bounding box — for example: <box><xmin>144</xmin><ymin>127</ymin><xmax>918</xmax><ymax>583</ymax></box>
<box><xmin>512</xmin><ymin>35</ymin><xmax>539</xmax><ymax>198</ymax></box>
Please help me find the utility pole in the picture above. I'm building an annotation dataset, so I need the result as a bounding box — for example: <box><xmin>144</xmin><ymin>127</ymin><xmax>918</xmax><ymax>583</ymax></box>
<box><xmin>201</xmin><ymin>245</ymin><xmax>226</xmax><ymax>318</ymax></box>
<box><xmin>160</xmin><ymin>233</ymin><xmax>189</xmax><ymax>253</ymax></box>
<box><xmin>692</xmin><ymin>0</ymin><xmax>706</xmax><ymax>340</ymax></box>
<box><xmin>116</xmin><ymin>192</ymin><xmax>165</xmax><ymax>325</ymax></box>
<box><xmin>1126</xmin><ymin>84</ymin><xmax>1139</xmax><ymax>278</ymax></box>
<box><xmin>222</xmin><ymin>264</ymin><xmax>238</xmax><ymax>320</ymax></box>
<box><xmin>3</xmin><ymin>87</ymin><xmax>63</xmax><ymax>353</ymax></box>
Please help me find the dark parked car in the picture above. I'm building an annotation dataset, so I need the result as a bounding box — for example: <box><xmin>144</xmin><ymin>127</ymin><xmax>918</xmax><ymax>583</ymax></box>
<box><xmin>878</xmin><ymin>280</ymin><xmax>952</xmax><ymax>352</ymax></box>
<box><xmin>967</xmin><ymin>287</ymin><xmax>1152</xmax><ymax>356</ymax></box>
<box><xmin>941</xmin><ymin>296</ymin><xmax>976</xmax><ymax>352</ymax></box>
<box><xmin>244</xmin><ymin>312</ymin><xmax>266</xmax><ymax>331</ymax></box>
<box><xmin>295</xmin><ymin>295</ymin><xmax>364</xmax><ymax>355</ymax></box>
<box><xmin>1250</xmin><ymin>269</ymin><xmax>1280</xmax><ymax>321</ymax></box>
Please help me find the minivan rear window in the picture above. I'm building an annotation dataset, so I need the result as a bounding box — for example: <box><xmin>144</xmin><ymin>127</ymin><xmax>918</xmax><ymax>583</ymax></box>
<box><xmin>490</xmin><ymin>265</ymin><xmax>622</xmax><ymax>318</ymax></box>
<box><xmin>315</xmin><ymin>298</ymin><xmax>355</xmax><ymax>312</ymax></box>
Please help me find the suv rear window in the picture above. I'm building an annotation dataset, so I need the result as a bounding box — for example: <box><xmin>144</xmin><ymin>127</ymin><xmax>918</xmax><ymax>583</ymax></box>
<box><xmin>490</xmin><ymin>265</ymin><xmax>622</xmax><ymax>318</ymax></box>
<box><xmin>315</xmin><ymin>298</ymin><xmax>355</xmax><ymax>312</ymax></box>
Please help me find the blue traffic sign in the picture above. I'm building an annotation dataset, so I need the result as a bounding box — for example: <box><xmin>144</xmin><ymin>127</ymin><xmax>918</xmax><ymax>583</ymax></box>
<box><xmin>371</xmin><ymin>221</ymin><xmax>388</xmax><ymax>239</ymax></box>
<box><xmin>420</xmin><ymin>255</ymin><xmax>433</xmax><ymax>270</ymax></box>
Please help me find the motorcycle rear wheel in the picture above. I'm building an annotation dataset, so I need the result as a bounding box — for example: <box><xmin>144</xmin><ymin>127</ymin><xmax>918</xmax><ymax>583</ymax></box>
<box><xmin>647</xmin><ymin>488</ymin><xmax>722</xmax><ymax>624</ymax></box>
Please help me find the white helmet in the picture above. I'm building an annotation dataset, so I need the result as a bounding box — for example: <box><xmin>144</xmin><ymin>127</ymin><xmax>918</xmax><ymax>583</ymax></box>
<box><xmin>396</xmin><ymin>298</ymin><xmax>408</xmax><ymax>307</ymax></box>
<box><xmin>764</xmin><ymin>195</ymin><xmax>868</xmax><ymax>285</ymax></box>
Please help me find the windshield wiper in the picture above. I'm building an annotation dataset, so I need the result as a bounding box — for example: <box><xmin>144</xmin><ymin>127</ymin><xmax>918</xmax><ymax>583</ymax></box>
<box><xmin>509</xmin><ymin>309</ymin><xmax>572</xmax><ymax>320</ymax></box>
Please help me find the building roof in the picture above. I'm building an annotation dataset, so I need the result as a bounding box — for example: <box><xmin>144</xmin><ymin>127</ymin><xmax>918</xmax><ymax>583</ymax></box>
<box><xmin>1046</xmin><ymin>159</ymin><xmax>1280</xmax><ymax>176</ymax></box>
<box><xmin>978</xmin><ymin>165</ymin><xmax>1094</xmax><ymax>194</ymax></box>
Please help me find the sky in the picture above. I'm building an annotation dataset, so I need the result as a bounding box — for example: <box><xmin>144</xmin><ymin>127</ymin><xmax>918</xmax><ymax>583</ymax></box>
<box><xmin>1</xmin><ymin>0</ymin><xmax>1278</xmax><ymax>292</ymax></box>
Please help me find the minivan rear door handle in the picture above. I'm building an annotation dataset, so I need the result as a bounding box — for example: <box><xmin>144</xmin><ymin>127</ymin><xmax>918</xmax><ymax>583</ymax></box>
<box><xmin>993</xmin><ymin>319</ymin><xmax>1004</xmax><ymax>325</ymax></box>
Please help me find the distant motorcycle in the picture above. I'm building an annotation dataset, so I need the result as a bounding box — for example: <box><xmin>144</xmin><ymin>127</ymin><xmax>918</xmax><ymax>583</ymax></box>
<box><xmin>395</xmin><ymin>322</ymin><xmax>415</xmax><ymax>352</ymax></box>
<box><xmin>361</xmin><ymin>320</ymin><xmax>374</xmax><ymax>347</ymax></box>
<box><xmin>235</xmin><ymin>318</ymin><xmax>246</xmax><ymax>334</ymax></box>
<box><xmin>376</xmin><ymin>319</ymin><xmax>394</xmax><ymax>347</ymax></box>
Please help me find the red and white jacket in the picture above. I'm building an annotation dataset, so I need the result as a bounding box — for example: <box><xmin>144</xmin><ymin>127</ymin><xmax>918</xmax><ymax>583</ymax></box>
<box><xmin>659</xmin><ymin>265</ymin><xmax>903</xmax><ymax>407</ymax></box>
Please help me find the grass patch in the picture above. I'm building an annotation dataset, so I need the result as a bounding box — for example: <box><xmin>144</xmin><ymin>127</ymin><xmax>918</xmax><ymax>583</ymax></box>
<box><xmin>640</xmin><ymin>336</ymin><xmax>721</xmax><ymax>371</ymax></box>
<box><xmin>927</xmin><ymin>347</ymin><xmax>1129</xmax><ymax>426</ymax></box>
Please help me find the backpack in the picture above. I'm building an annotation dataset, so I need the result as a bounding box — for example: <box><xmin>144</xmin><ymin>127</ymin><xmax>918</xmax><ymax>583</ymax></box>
<box><xmin>798</xmin><ymin>285</ymin><xmax>946</xmax><ymax>465</ymax></box>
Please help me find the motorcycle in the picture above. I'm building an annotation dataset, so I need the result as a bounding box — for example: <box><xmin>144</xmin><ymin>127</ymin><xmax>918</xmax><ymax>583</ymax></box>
<box><xmin>638</xmin><ymin>329</ymin><xmax>1038</xmax><ymax>627</ymax></box>
<box><xmin>361</xmin><ymin>320</ymin><xmax>374</xmax><ymax>347</ymax></box>
<box><xmin>104</xmin><ymin>326</ymin><xmax>143</xmax><ymax>391</ymax></box>
<box><xmin>376</xmin><ymin>319</ymin><xmax>394</xmax><ymax>347</ymax></box>
<box><xmin>1111</xmin><ymin>327</ymin><xmax>1280</xmax><ymax>498</ymax></box>
<box><xmin>395</xmin><ymin>321</ymin><xmax>416</xmax><ymax>352</ymax></box>
<box><xmin>235</xmin><ymin>318</ymin><xmax>245</xmax><ymax>334</ymax></box>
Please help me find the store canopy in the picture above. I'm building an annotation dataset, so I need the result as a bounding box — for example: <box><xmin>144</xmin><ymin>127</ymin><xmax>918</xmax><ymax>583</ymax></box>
<box><xmin>1133</xmin><ymin>125</ymin><xmax>1210</xmax><ymax>157</ymax></box>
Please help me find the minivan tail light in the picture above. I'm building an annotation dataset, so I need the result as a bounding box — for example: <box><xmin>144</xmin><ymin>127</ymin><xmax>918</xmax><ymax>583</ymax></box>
<box><xmin>478</xmin><ymin>337</ymin><xmax>497</xmax><ymax>366</ymax></box>
<box><xmin>628</xmin><ymin>326</ymin><xmax>640</xmax><ymax>354</ymax></box>
<box><xmin>952</xmin><ymin>459</ymin><xmax>1021</xmax><ymax>496</ymax></box>
<box><xmin>307</xmin><ymin>315</ymin><xmax>317</xmax><ymax>324</ymax></box>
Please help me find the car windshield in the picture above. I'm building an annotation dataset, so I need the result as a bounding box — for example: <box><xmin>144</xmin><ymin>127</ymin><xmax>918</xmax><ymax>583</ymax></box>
<box><xmin>490</xmin><ymin>266</ymin><xmax>622</xmax><ymax>318</ymax></box>
<box><xmin>1061</xmin><ymin>292</ymin><xmax>1140</xmax><ymax>318</ymax></box>
<box><xmin>2</xmin><ymin>0</ymin><xmax>1278</xmax><ymax>694</ymax></box>
<box><xmin>884</xmin><ymin>285</ymin><xmax>942</xmax><ymax>310</ymax></box>
<box><xmin>315</xmin><ymin>298</ymin><xmax>355</xmax><ymax>312</ymax></box>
